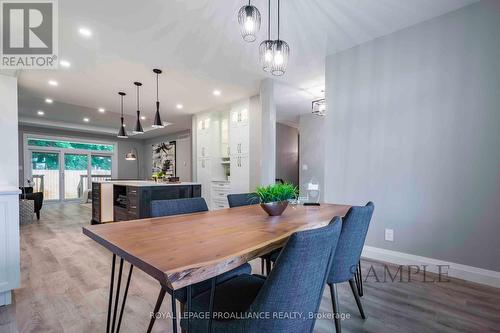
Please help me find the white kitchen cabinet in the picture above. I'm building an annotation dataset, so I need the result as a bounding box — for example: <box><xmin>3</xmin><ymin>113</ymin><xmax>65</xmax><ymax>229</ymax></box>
<box><xmin>0</xmin><ymin>187</ymin><xmax>20</xmax><ymax>306</ymax></box>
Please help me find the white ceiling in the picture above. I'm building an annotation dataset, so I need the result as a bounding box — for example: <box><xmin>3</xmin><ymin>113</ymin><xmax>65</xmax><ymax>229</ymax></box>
<box><xmin>16</xmin><ymin>0</ymin><xmax>477</xmax><ymax>135</ymax></box>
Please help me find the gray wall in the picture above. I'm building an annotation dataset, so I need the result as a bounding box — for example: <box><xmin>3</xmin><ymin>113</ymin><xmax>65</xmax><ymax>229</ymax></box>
<box><xmin>299</xmin><ymin>114</ymin><xmax>325</xmax><ymax>197</ymax></box>
<box><xmin>323</xmin><ymin>1</ymin><xmax>500</xmax><ymax>271</ymax></box>
<box><xmin>143</xmin><ymin>130</ymin><xmax>192</xmax><ymax>182</ymax></box>
<box><xmin>18</xmin><ymin>125</ymin><xmax>145</xmax><ymax>182</ymax></box>
<box><xmin>276</xmin><ymin>123</ymin><xmax>299</xmax><ymax>186</ymax></box>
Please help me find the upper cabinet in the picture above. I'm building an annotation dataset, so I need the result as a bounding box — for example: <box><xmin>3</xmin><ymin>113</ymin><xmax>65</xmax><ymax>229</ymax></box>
<box><xmin>194</xmin><ymin>99</ymin><xmax>251</xmax><ymax>209</ymax></box>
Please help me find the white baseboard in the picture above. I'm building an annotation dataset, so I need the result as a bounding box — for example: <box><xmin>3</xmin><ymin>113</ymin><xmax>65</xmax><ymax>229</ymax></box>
<box><xmin>0</xmin><ymin>290</ymin><xmax>12</xmax><ymax>306</ymax></box>
<box><xmin>362</xmin><ymin>245</ymin><xmax>500</xmax><ymax>289</ymax></box>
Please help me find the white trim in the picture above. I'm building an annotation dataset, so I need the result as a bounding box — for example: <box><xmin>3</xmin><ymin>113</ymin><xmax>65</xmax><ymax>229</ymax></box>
<box><xmin>362</xmin><ymin>245</ymin><xmax>500</xmax><ymax>288</ymax></box>
<box><xmin>0</xmin><ymin>290</ymin><xmax>12</xmax><ymax>306</ymax></box>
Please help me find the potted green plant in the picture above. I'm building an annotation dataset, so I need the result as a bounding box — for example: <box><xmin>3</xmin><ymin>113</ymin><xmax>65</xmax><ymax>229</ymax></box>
<box><xmin>255</xmin><ymin>183</ymin><xmax>298</xmax><ymax>216</ymax></box>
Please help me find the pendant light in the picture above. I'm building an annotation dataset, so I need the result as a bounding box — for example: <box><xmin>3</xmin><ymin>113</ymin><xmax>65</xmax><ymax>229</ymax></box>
<box><xmin>271</xmin><ymin>0</ymin><xmax>289</xmax><ymax>76</ymax></box>
<box><xmin>259</xmin><ymin>0</ymin><xmax>274</xmax><ymax>72</ymax></box>
<box><xmin>117</xmin><ymin>92</ymin><xmax>128</xmax><ymax>138</ymax></box>
<box><xmin>133</xmin><ymin>81</ymin><xmax>144</xmax><ymax>134</ymax></box>
<box><xmin>238</xmin><ymin>1</ymin><xmax>261</xmax><ymax>42</ymax></box>
<box><xmin>152</xmin><ymin>68</ymin><xmax>164</xmax><ymax>128</ymax></box>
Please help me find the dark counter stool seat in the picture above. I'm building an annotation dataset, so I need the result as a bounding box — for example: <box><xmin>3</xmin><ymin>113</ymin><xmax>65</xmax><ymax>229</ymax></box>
<box><xmin>180</xmin><ymin>217</ymin><xmax>343</xmax><ymax>333</ymax></box>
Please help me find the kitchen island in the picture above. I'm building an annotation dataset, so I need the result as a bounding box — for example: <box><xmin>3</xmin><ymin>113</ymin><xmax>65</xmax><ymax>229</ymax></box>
<box><xmin>91</xmin><ymin>181</ymin><xmax>201</xmax><ymax>224</ymax></box>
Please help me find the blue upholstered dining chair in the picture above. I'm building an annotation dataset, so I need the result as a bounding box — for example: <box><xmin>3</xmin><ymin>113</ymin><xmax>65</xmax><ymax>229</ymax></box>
<box><xmin>268</xmin><ymin>201</ymin><xmax>374</xmax><ymax>332</ymax></box>
<box><xmin>180</xmin><ymin>217</ymin><xmax>343</xmax><ymax>333</ymax></box>
<box><xmin>151</xmin><ymin>197</ymin><xmax>209</xmax><ymax>217</ymax></box>
<box><xmin>226</xmin><ymin>192</ymin><xmax>277</xmax><ymax>275</ymax></box>
<box><xmin>328</xmin><ymin>202</ymin><xmax>374</xmax><ymax>332</ymax></box>
<box><xmin>227</xmin><ymin>193</ymin><xmax>260</xmax><ymax>208</ymax></box>
<box><xmin>147</xmin><ymin>197</ymin><xmax>252</xmax><ymax>331</ymax></box>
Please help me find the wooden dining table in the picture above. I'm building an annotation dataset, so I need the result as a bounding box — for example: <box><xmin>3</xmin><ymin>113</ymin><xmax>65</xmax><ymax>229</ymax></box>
<box><xmin>83</xmin><ymin>203</ymin><xmax>351</xmax><ymax>333</ymax></box>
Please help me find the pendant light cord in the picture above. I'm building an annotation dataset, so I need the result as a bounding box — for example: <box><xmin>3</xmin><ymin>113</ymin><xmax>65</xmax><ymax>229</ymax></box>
<box><xmin>268</xmin><ymin>0</ymin><xmax>270</xmax><ymax>39</ymax></box>
<box><xmin>277</xmin><ymin>0</ymin><xmax>280</xmax><ymax>40</ymax></box>
<box><xmin>137</xmin><ymin>85</ymin><xmax>140</xmax><ymax>110</ymax></box>
<box><xmin>156</xmin><ymin>73</ymin><xmax>159</xmax><ymax>102</ymax></box>
<box><xmin>120</xmin><ymin>95</ymin><xmax>124</xmax><ymax>117</ymax></box>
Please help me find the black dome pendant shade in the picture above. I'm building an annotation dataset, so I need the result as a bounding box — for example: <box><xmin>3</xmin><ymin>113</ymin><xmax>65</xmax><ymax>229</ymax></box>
<box><xmin>133</xmin><ymin>81</ymin><xmax>144</xmax><ymax>134</ymax></box>
<box><xmin>117</xmin><ymin>92</ymin><xmax>128</xmax><ymax>138</ymax></box>
<box><xmin>152</xmin><ymin>68</ymin><xmax>164</xmax><ymax>128</ymax></box>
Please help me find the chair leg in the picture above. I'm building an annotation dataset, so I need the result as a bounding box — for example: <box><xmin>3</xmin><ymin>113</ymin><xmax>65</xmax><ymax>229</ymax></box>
<box><xmin>348</xmin><ymin>279</ymin><xmax>366</xmax><ymax>319</ymax></box>
<box><xmin>328</xmin><ymin>283</ymin><xmax>342</xmax><ymax>333</ymax></box>
<box><xmin>36</xmin><ymin>211</ymin><xmax>40</xmax><ymax>220</ymax></box>
<box><xmin>261</xmin><ymin>258</ymin><xmax>265</xmax><ymax>275</ymax></box>
<box><xmin>357</xmin><ymin>261</ymin><xmax>364</xmax><ymax>297</ymax></box>
<box><xmin>265</xmin><ymin>258</ymin><xmax>271</xmax><ymax>276</ymax></box>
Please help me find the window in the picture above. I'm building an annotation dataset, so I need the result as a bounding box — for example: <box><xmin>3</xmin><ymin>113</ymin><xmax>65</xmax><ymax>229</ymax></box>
<box><xmin>28</xmin><ymin>138</ymin><xmax>114</xmax><ymax>152</ymax></box>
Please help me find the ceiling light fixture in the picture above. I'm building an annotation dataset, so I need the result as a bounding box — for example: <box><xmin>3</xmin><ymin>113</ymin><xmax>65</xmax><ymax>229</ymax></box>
<box><xmin>133</xmin><ymin>81</ymin><xmax>144</xmax><ymax>134</ymax></box>
<box><xmin>78</xmin><ymin>27</ymin><xmax>92</xmax><ymax>37</ymax></box>
<box><xmin>37</xmin><ymin>110</ymin><xmax>45</xmax><ymax>116</ymax></box>
<box><xmin>141</xmin><ymin>116</ymin><xmax>146</xmax><ymax>120</ymax></box>
<box><xmin>45</xmin><ymin>98</ymin><xmax>53</xmax><ymax>104</ymax></box>
<box><xmin>152</xmin><ymin>69</ymin><xmax>165</xmax><ymax>128</ymax></box>
<box><xmin>83</xmin><ymin>117</ymin><xmax>90</xmax><ymax>122</ymax></box>
<box><xmin>259</xmin><ymin>0</ymin><xmax>274</xmax><ymax>72</ymax></box>
<box><xmin>238</xmin><ymin>0</ymin><xmax>261</xmax><ymax>42</ymax></box>
<box><xmin>271</xmin><ymin>0</ymin><xmax>289</xmax><ymax>76</ymax></box>
<box><xmin>213</xmin><ymin>90</ymin><xmax>221</xmax><ymax>96</ymax></box>
<box><xmin>48</xmin><ymin>80</ymin><xmax>58</xmax><ymax>86</ymax></box>
<box><xmin>59</xmin><ymin>60</ymin><xmax>71</xmax><ymax>68</ymax></box>
<box><xmin>98</xmin><ymin>107</ymin><xmax>105</xmax><ymax>113</ymax></box>
<box><xmin>176</xmin><ymin>104</ymin><xmax>183</xmax><ymax>109</ymax></box>
<box><xmin>117</xmin><ymin>92</ymin><xmax>128</xmax><ymax>138</ymax></box>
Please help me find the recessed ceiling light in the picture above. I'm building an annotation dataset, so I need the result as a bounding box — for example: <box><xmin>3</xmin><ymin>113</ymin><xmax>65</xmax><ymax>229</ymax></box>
<box><xmin>48</xmin><ymin>80</ymin><xmax>58</xmax><ymax>86</ymax></box>
<box><xmin>37</xmin><ymin>110</ymin><xmax>45</xmax><ymax>116</ymax></box>
<box><xmin>176</xmin><ymin>104</ymin><xmax>183</xmax><ymax>109</ymax></box>
<box><xmin>45</xmin><ymin>98</ymin><xmax>53</xmax><ymax>104</ymax></box>
<box><xmin>59</xmin><ymin>60</ymin><xmax>71</xmax><ymax>68</ymax></box>
<box><xmin>78</xmin><ymin>27</ymin><xmax>92</xmax><ymax>38</ymax></box>
<box><xmin>213</xmin><ymin>90</ymin><xmax>221</xmax><ymax>96</ymax></box>
<box><xmin>83</xmin><ymin>117</ymin><xmax>90</xmax><ymax>122</ymax></box>
<box><xmin>141</xmin><ymin>116</ymin><xmax>146</xmax><ymax>120</ymax></box>
<box><xmin>98</xmin><ymin>107</ymin><xmax>105</xmax><ymax>113</ymax></box>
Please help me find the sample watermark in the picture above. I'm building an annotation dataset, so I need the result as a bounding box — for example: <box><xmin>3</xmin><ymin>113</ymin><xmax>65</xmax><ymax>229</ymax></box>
<box><xmin>355</xmin><ymin>264</ymin><xmax>451</xmax><ymax>283</ymax></box>
<box><xmin>0</xmin><ymin>0</ymin><xmax>58</xmax><ymax>69</ymax></box>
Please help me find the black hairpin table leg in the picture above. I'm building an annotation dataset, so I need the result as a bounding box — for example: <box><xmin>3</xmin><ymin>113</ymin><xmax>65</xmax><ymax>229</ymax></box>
<box><xmin>106</xmin><ymin>254</ymin><xmax>134</xmax><ymax>333</ymax></box>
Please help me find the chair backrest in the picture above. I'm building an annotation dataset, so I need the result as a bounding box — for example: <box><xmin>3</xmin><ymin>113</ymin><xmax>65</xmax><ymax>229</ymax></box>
<box><xmin>246</xmin><ymin>218</ymin><xmax>342</xmax><ymax>333</ymax></box>
<box><xmin>227</xmin><ymin>193</ymin><xmax>260</xmax><ymax>208</ymax></box>
<box><xmin>328</xmin><ymin>202</ymin><xmax>374</xmax><ymax>284</ymax></box>
<box><xmin>151</xmin><ymin>197</ymin><xmax>208</xmax><ymax>217</ymax></box>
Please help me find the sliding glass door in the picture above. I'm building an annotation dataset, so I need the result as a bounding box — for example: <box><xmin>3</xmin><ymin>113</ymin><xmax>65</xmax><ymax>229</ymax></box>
<box><xmin>26</xmin><ymin>136</ymin><xmax>116</xmax><ymax>202</ymax></box>
<box><xmin>31</xmin><ymin>151</ymin><xmax>60</xmax><ymax>201</ymax></box>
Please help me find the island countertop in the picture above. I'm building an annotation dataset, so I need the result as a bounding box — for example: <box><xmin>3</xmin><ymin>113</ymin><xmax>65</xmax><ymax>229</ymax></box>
<box><xmin>97</xmin><ymin>180</ymin><xmax>201</xmax><ymax>187</ymax></box>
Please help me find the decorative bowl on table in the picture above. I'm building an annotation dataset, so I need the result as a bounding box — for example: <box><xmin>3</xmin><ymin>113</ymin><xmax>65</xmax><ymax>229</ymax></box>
<box><xmin>255</xmin><ymin>183</ymin><xmax>298</xmax><ymax>217</ymax></box>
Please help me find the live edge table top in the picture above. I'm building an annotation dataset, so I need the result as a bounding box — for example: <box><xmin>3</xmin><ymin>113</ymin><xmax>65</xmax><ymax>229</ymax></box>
<box><xmin>83</xmin><ymin>203</ymin><xmax>351</xmax><ymax>290</ymax></box>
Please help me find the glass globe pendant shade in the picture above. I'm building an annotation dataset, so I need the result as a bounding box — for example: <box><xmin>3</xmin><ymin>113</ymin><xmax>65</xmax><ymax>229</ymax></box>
<box><xmin>271</xmin><ymin>40</ymin><xmax>289</xmax><ymax>76</ymax></box>
<box><xmin>259</xmin><ymin>40</ymin><xmax>274</xmax><ymax>72</ymax></box>
<box><xmin>238</xmin><ymin>4</ymin><xmax>261</xmax><ymax>42</ymax></box>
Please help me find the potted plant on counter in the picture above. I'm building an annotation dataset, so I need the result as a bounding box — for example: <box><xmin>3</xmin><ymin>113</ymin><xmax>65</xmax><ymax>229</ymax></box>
<box><xmin>255</xmin><ymin>183</ymin><xmax>298</xmax><ymax>216</ymax></box>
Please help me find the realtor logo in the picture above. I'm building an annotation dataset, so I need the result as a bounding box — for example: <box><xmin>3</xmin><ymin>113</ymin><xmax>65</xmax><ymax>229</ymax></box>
<box><xmin>1</xmin><ymin>0</ymin><xmax>58</xmax><ymax>69</ymax></box>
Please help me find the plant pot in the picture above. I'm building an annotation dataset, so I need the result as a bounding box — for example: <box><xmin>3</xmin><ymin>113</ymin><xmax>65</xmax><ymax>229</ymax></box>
<box><xmin>260</xmin><ymin>201</ymin><xmax>289</xmax><ymax>216</ymax></box>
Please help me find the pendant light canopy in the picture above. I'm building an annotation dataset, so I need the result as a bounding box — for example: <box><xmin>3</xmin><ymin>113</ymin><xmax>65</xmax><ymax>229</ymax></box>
<box><xmin>152</xmin><ymin>68</ymin><xmax>164</xmax><ymax>128</ymax></box>
<box><xmin>259</xmin><ymin>0</ymin><xmax>274</xmax><ymax>72</ymax></box>
<box><xmin>117</xmin><ymin>92</ymin><xmax>128</xmax><ymax>138</ymax></box>
<box><xmin>133</xmin><ymin>81</ymin><xmax>144</xmax><ymax>134</ymax></box>
<box><xmin>271</xmin><ymin>0</ymin><xmax>289</xmax><ymax>76</ymax></box>
<box><xmin>238</xmin><ymin>1</ymin><xmax>261</xmax><ymax>42</ymax></box>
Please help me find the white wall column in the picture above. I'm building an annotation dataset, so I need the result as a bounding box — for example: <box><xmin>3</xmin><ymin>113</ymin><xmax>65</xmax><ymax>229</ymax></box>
<box><xmin>0</xmin><ymin>74</ymin><xmax>20</xmax><ymax>306</ymax></box>
<box><xmin>259</xmin><ymin>79</ymin><xmax>276</xmax><ymax>186</ymax></box>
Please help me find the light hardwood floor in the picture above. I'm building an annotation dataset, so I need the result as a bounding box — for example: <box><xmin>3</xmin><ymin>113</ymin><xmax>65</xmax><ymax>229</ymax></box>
<box><xmin>1</xmin><ymin>203</ymin><xmax>499</xmax><ymax>333</ymax></box>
